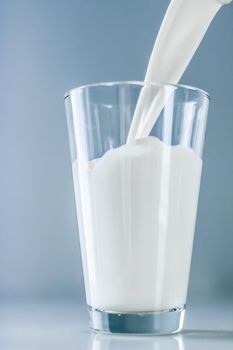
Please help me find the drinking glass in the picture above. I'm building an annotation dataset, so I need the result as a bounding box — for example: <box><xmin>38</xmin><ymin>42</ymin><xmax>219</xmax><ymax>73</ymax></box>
<box><xmin>64</xmin><ymin>82</ymin><xmax>209</xmax><ymax>334</ymax></box>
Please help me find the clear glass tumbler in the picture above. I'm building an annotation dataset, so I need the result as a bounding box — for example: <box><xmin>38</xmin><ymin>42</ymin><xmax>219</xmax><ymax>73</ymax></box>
<box><xmin>64</xmin><ymin>82</ymin><xmax>209</xmax><ymax>334</ymax></box>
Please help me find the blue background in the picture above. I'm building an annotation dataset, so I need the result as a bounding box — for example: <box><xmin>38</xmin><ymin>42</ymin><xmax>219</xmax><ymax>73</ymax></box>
<box><xmin>1</xmin><ymin>0</ymin><xmax>233</xmax><ymax>305</ymax></box>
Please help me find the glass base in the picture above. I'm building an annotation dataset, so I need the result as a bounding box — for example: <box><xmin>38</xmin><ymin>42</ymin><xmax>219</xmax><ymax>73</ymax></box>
<box><xmin>88</xmin><ymin>305</ymin><xmax>185</xmax><ymax>335</ymax></box>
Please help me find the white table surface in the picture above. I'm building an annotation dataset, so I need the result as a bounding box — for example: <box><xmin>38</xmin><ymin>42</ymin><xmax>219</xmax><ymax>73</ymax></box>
<box><xmin>0</xmin><ymin>298</ymin><xmax>232</xmax><ymax>350</ymax></box>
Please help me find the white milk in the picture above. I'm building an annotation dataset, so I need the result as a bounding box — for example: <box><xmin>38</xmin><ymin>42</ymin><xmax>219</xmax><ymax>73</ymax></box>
<box><xmin>72</xmin><ymin>138</ymin><xmax>202</xmax><ymax>312</ymax></box>
<box><xmin>127</xmin><ymin>0</ymin><xmax>229</xmax><ymax>142</ymax></box>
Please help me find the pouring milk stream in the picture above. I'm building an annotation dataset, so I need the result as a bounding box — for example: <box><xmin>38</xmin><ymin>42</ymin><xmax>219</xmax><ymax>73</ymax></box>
<box><xmin>72</xmin><ymin>0</ymin><xmax>232</xmax><ymax>312</ymax></box>
<box><xmin>127</xmin><ymin>0</ymin><xmax>232</xmax><ymax>142</ymax></box>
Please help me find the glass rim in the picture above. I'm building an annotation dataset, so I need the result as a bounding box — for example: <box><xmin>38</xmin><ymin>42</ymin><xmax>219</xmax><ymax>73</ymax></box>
<box><xmin>64</xmin><ymin>80</ymin><xmax>210</xmax><ymax>100</ymax></box>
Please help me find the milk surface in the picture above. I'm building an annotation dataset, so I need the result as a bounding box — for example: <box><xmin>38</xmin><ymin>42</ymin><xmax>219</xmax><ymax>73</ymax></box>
<box><xmin>72</xmin><ymin>138</ymin><xmax>202</xmax><ymax>312</ymax></box>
